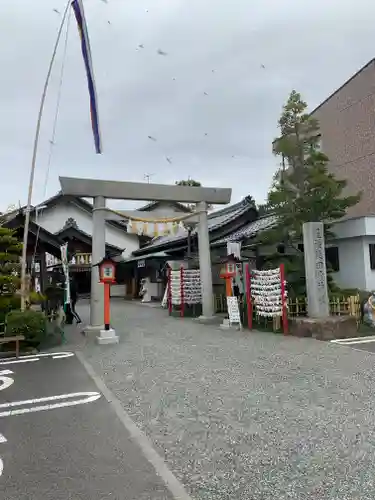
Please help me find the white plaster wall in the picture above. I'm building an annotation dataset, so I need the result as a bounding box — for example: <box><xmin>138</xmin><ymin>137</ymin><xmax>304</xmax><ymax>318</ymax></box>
<box><xmin>331</xmin><ymin>218</ymin><xmax>366</xmax><ymax>239</ymax></box>
<box><xmin>142</xmin><ymin>203</ymin><xmax>187</xmax><ymax>216</ymax></box>
<box><xmin>330</xmin><ymin>237</ymin><xmax>367</xmax><ymax>290</ymax></box>
<box><xmin>33</xmin><ymin>202</ymin><xmax>139</xmax><ymax>258</ymax></box>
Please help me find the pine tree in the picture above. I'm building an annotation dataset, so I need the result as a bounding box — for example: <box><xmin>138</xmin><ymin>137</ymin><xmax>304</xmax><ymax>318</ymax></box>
<box><xmin>258</xmin><ymin>90</ymin><xmax>361</xmax><ymax>296</ymax></box>
<box><xmin>0</xmin><ymin>224</ymin><xmax>22</xmax><ymax>313</ymax></box>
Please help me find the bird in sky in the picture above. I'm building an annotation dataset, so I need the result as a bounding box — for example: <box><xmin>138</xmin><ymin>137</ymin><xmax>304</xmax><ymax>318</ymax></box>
<box><xmin>53</xmin><ymin>8</ymin><xmax>60</xmax><ymax>14</ymax></box>
<box><xmin>260</xmin><ymin>64</ymin><xmax>265</xmax><ymax>69</ymax></box>
<box><xmin>204</xmin><ymin>92</ymin><xmax>208</xmax><ymax>96</ymax></box>
<box><xmin>157</xmin><ymin>49</ymin><xmax>168</xmax><ymax>56</ymax></box>
<box><xmin>166</xmin><ymin>157</ymin><xmax>172</xmax><ymax>164</ymax></box>
<box><xmin>148</xmin><ymin>135</ymin><xmax>157</xmax><ymax>141</ymax></box>
<box><xmin>138</xmin><ymin>44</ymin><xmax>144</xmax><ymax>49</ymax></box>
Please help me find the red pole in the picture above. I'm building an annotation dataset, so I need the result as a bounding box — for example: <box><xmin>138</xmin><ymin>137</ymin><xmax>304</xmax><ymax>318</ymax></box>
<box><xmin>180</xmin><ymin>266</ymin><xmax>185</xmax><ymax>318</ymax></box>
<box><xmin>245</xmin><ymin>263</ymin><xmax>252</xmax><ymax>329</ymax></box>
<box><xmin>104</xmin><ymin>282</ymin><xmax>111</xmax><ymax>330</ymax></box>
<box><xmin>168</xmin><ymin>267</ymin><xmax>172</xmax><ymax>315</ymax></box>
<box><xmin>280</xmin><ymin>263</ymin><xmax>288</xmax><ymax>335</ymax></box>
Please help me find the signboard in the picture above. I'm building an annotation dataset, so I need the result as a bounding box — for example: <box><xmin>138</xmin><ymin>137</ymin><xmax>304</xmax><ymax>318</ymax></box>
<box><xmin>226</xmin><ymin>296</ymin><xmax>241</xmax><ymax>327</ymax></box>
<box><xmin>138</xmin><ymin>259</ymin><xmax>146</xmax><ymax>268</ymax></box>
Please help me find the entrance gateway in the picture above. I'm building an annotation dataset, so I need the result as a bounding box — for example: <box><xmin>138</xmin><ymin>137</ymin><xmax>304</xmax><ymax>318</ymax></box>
<box><xmin>59</xmin><ymin>176</ymin><xmax>231</xmax><ymax>331</ymax></box>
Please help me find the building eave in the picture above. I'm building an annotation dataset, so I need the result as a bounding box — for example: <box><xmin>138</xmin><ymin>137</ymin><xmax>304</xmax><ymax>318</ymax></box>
<box><xmin>3</xmin><ymin>213</ymin><xmax>64</xmax><ymax>256</ymax></box>
<box><xmin>33</xmin><ymin>192</ymin><xmax>130</xmax><ymax>233</ymax></box>
<box><xmin>55</xmin><ymin>225</ymin><xmax>123</xmax><ymax>254</ymax></box>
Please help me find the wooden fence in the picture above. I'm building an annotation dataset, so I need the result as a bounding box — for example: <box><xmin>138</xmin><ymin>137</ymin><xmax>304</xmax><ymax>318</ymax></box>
<box><xmin>214</xmin><ymin>293</ymin><xmax>362</xmax><ymax>325</ymax></box>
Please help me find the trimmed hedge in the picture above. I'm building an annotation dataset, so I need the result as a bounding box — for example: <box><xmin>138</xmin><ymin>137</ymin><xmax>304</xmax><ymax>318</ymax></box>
<box><xmin>6</xmin><ymin>310</ymin><xmax>47</xmax><ymax>349</ymax></box>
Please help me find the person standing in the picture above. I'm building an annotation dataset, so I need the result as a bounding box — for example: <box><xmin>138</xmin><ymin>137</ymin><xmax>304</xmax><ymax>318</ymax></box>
<box><xmin>70</xmin><ymin>277</ymin><xmax>82</xmax><ymax>324</ymax></box>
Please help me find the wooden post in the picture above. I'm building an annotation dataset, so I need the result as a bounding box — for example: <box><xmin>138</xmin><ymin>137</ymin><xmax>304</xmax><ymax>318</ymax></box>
<box><xmin>180</xmin><ymin>266</ymin><xmax>184</xmax><ymax>318</ymax></box>
<box><xmin>104</xmin><ymin>282</ymin><xmax>111</xmax><ymax>330</ymax></box>
<box><xmin>168</xmin><ymin>267</ymin><xmax>172</xmax><ymax>315</ymax></box>
<box><xmin>245</xmin><ymin>263</ymin><xmax>252</xmax><ymax>330</ymax></box>
<box><xmin>280</xmin><ymin>263</ymin><xmax>288</xmax><ymax>335</ymax></box>
<box><xmin>225</xmin><ymin>276</ymin><xmax>232</xmax><ymax>297</ymax></box>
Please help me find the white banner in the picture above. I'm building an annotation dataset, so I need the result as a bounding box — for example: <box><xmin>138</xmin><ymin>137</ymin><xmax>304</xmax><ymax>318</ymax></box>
<box><xmin>60</xmin><ymin>243</ymin><xmax>70</xmax><ymax>304</ymax></box>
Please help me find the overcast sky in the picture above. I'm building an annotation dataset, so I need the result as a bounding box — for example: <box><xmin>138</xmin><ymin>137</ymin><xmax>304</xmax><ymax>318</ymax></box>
<box><xmin>1</xmin><ymin>0</ymin><xmax>375</xmax><ymax>211</ymax></box>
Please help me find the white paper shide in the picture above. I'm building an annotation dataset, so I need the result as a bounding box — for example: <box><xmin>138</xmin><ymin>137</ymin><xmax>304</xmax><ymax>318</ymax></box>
<box><xmin>251</xmin><ymin>268</ymin><xmax>287</xmax><ymax>317</ymax></box>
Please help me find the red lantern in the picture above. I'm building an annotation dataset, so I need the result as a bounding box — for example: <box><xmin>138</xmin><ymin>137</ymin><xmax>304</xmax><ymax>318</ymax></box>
<box><xmin>98</xmin><ymin>258</ymin><xmax>116</xmax><ymax>284</ymax></box>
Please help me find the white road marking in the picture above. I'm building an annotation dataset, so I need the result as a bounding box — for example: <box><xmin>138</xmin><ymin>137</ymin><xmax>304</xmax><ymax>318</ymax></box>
<box><xmin>0</xmin><ymin>358</ymin><xmax>39</xmax><ymax>366</ymax></box>
<box><xmin>0</xmin><ymin>391</ymin><xmax>101</xmax><ymax>417</ymax></box>
<box><xmin>0</xmin><ymin>434</ymin><xmax>7</xmax><ymax>477</ymax></box>
<box><xmin>76</xmin><ymin>352</ymin><xmax>193</xmax><ymax>500</ymax></box>
<box><xmin>334</xmin><ymin>338</ymin><xmax>375</xmax><ymax>345</ymax></box>
<box><xmin>331</xmin><ymin>335</ymin><xmax>375</xmax><ymax>344</ymax></box>
<box><xmin>0</xmin><ymin>372</ymin><xmax>14</xmax><ymax>392</ymax></box>
<box><xmin>0</xmin><ymin>352</ymin><xmax>74</xmax><ymax>365</ymax></box>
<box><xmin>0</xmin><ymin>370</ymin><xmax>13</xmax><ymax>375</ymax></box>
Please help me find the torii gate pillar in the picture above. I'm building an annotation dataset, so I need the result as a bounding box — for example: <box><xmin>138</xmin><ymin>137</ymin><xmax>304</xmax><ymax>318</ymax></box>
<box><xmin>197</xmin><ymin>201</ymin><xmax>214</xmax><ymax>319</ymax></box>
<box><xmin>90</xmin><ymin>196</ymin><xmax>106</xmax><ymax>328</ymax></box>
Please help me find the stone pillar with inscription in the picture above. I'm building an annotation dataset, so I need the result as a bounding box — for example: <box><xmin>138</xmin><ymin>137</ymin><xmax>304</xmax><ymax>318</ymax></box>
<box><xmin>302</xmin><ymin>222</ymin><xmax>329</xmax><ymax>318</ymax></box>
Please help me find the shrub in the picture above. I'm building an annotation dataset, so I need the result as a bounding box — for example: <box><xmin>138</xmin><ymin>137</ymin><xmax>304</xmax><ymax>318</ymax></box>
<box><xmin>29</xmin><ymin>291</ymin><xmax>46</xmax><ymax>305</ymax></box>
<box><xmin>6</xmin><ymin>310</ymin><xmax>47</xmax><ymax>349</ymax></box>
<box><xmin>0</xmin><ymin>295</ymin><xmax>21</xmax><ymax>324</ymax></box>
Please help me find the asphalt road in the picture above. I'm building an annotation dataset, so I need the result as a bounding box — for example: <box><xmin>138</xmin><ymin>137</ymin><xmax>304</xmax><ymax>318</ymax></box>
<box><xmin>0</xmin><ymin>352</ymin><xmax>173</xmax><ymax>500</ymax></box>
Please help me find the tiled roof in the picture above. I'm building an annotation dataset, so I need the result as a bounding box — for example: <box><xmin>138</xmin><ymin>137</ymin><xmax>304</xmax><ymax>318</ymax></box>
<box><xmin>133</xmin><ymin>196</ymin><xmax>256</xmax><ymax>254</ymax></box>
<box><xmin>213</xmin><ymin>214</ymin><xmax>278</xmax><ymax>245</ymax></box>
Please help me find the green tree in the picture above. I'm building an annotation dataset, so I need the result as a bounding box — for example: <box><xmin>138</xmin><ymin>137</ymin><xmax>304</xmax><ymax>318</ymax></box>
<box><xmin>257</xmin><ymin>203</ymin><xmax>270</xmax><ymax>216</ymax></box>
<box><xmin>175</xmin><ymin>178</ymin><xmax>202</xmax><ymax>187</ymax></box>
<box><xmin>175</xmin><ymin>178</ymin><xmax>213</xmax><ymax>211</ymax></box>
<box><xmin>0</xmin><ymin>225</ymin><xmax>22</xmax><ymax>314</ymax></box>
<box><xmin>258</xmin><ymin>90</ymin><xmax>361</xmax><ymax>296</ymax></box>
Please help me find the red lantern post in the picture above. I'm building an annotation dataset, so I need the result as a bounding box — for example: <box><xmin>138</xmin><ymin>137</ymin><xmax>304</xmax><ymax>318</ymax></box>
<box><xmin>95</xmin><ymin>256</ymin><xmax>119</xmax><ymax>344</ymax></box>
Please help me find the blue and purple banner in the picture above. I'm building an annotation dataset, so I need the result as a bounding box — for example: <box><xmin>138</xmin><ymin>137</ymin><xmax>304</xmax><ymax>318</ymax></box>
<box><xmin>71</xmin><ymin>0</ymin><xmax>102</xmax><ymax>154</ymax></box>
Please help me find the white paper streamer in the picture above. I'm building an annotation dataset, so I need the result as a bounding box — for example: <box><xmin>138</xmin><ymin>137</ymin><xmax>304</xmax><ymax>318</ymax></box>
<box><xmin>170</xmin><ymin>269</ymin><xmax>202</xmax><ymax>305</ymax></box>
<box><xmin>251</xmin><ymin>268</ymin><xmax>287</xmax><ymax>318</ymax></box>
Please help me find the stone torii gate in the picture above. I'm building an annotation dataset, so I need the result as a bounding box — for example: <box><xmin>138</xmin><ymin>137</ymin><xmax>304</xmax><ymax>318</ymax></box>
<box><xmin>59</xmin><ymin>177</ymin><xmax>231</xmax><ymax>331</ymax></box>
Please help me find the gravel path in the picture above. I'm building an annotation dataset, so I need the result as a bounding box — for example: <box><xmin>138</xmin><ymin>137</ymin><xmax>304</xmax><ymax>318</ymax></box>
<box><xmin>70</xmin><ymin>300</ymin><xmax>375</xmax><ymax>499</ymax></box>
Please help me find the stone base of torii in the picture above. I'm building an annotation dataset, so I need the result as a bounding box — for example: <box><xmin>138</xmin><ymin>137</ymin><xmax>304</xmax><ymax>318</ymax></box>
<box><xmin>59</xmin><ymin>176</ymin><xmax>231</xmax><ymax>335</ymax></box>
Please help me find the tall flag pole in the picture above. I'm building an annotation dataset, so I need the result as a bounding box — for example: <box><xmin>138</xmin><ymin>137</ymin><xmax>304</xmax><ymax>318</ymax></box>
<box><xmin>71</xmin><ymin>0</ymin><xmax>102</xmax><ymax>154</ymax></box>
<box><xmin>20</xmin><ymin>0</ymin><xmax>72</xmax><ymax>312</ymax></box>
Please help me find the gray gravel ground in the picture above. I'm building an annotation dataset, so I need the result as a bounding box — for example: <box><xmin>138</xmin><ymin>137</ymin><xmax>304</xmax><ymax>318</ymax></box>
<box><xmin>68</xmin><ymin>300</ymin><xmax>375</xmax><ymax>499</ymax></box>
